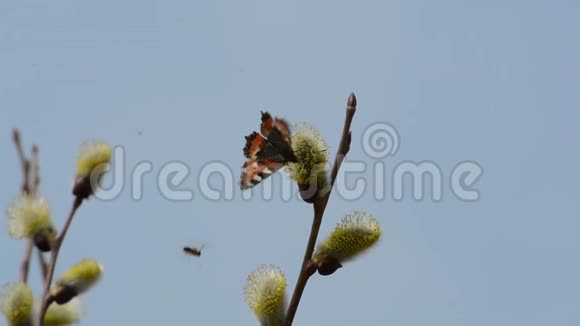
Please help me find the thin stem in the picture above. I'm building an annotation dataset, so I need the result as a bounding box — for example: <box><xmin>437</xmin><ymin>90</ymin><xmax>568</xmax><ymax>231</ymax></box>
<box><xmin>284</xmin><ymin>93</ymin><xmax>357</xmax><ymax>325</ymax></box>
<box><xmin>330</xmin><ymin>94</ymin><xmax>356</xmax><ymax>185</ymax></box>
<box><xmin>38</xmin><ymin>250</ymin><xmax>49</xmax><ymax>283</ymax></box>
<box><xmin>12</xmin><ymin>129</ymin><xmax>30</xmax><ymax>195</ymax></box>
<box><xmin>30</xmin><ymin>144</ymin><xmax>40</xmax><ymax>194</ymax></box>
<box><xmin>13</xmin><ymin>129</ymin><xmax>36</xmax><ymax>284</ymax></box>
<box><xmin>38</xmin><ymin>196</ymin><xmax>83</xmax><ymax>326</ymax></box>
<box><xmin>19</xmin><ymin>241</ymin><xmax>34</xmax><ymax>283</ymax></box>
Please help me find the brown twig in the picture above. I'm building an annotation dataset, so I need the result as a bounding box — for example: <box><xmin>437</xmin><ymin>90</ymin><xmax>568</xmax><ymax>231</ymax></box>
<box><xmin>12</xmin><ymin>129</ymin><xmax>31</xmax><ymax>195</ymax></box>
<box><xmin>38</xmin><ymin>250</ymin><xmax>50</xmax><ymax>283</ymax></box>
<box><xmin>30</xmin><ymin>144</ymin><xmax>40</xmax><ymax>194</ymax></box>
<box><xmin>284</xmin><ymin>93</ymin><xmax>357</xmax><ymax>325</ymax></box>
<box><xmin>38</xmin><ymin>196</ymin><xmax>83</xmax><ymax>326</ymax></box>
<box><xmin>13</xmin><ymin>129</ymin><xmax>36</xmax><ymax>284</ymax></box>
<box><xmin>19</xmin><ymin>241</ymin><xmax>34</xmax><ymax>283</ymax></box>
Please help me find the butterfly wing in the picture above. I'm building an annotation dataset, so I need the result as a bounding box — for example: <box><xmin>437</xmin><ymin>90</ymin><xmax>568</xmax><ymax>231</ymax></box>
<box><xmin>260</xmin><ymin>111</ymin><xmax>275</xmax><ymax>136</ymax></box>
<box><xmin>273</xmin><ymin>117</ymin><xmax>291</xmax><ymax>142</ymax></box>
<box><xmin>240</xmin><ymin>112</ymin><xmax>297</xmax><ymax>189</ymax></box>
<box><xmin>243</xmin><ymin>131</ymin><xmax>266</xmax><ymax>159</ymax></box>
<box><xmin>255</xmin><ymin>129</ymin><xmax>296</xmax><ymax>163</ymax></box>
<box><xmin>240</xmin><ymin>159</ymin><xmax>284</xmax><ymax>189</ymax></box>
<box><xmin>260</xmin><ymin>111</ymin><xmax>291</xmax><ymax>142</ymax></box>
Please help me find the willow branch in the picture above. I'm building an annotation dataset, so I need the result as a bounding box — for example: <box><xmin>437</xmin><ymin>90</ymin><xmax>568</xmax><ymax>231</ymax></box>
<box><xmin>19</xmin><ymin>241</ymin><xmax>34</xmax><ymax>283</ymax></box>
<box><xmin>12</xmin><ymin>129</ymin><xmax>36</xmax><ymax>284</ymax></box>
<box><xmin>30</xmin><ymin>144</ymin><xmax>40</xmax><ymax>194</ymax></box>
<box><xmin>284</xmin><ymin>93</ymin><xmax>357</xmax><ymax>325</ymax></box>
<box><xmin>38</xmin><ymin>196</ymin><xmax>83</xmax><ymax>326</ymax></box>
<box><xmin>38</xmin><ymin>250</ymin><xmax>49</xmax><ymax>282</ymax></box>
<box><xmin>12</xmin><ymin>129</ymin><xmax>30</xmax><ymax>195</ymax></box>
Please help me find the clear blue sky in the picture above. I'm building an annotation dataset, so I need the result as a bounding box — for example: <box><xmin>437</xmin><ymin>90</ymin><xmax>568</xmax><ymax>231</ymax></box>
<box><xmin>1</xmin><ymin>1</ymin><xmax>579</xmax><ymax>325</ymax></box>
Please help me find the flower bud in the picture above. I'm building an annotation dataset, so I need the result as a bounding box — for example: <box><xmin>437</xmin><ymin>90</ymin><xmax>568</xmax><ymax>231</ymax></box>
<box><xmin>32</xmin><ymin>228</ymin><xmax>56</xmax><ymax>252</ymax></box>
<box><xmin>42</xmin><ymin>298</ymin><xmax>83</xmax><ymax>326</ymax></box>
<box><xmin>6</xmin><ymin>195</ymin><xmax>57</xmax><ymax>251</ymax></box>
<box><xmin>73</xmin><ymin>140</ymin><xmax>112</xmax><ymax>199</ymax></box>
<box><xmin>0</xmin><ymin>282</ymin><xmax>33</xmax><ymax>326</ymax></box>
<box><xmin>244</xmin><ymin>265</ymin><xmax>287</xmax><ymax>326</ymax></box>
<box><xmin>313</xmin><ymin>211</ymin><xmax>381</xmax><ymax>273</ymax></box>
<box><xmin>286</xmin><ymin>123</ymin><xmax>329</xmax><ymax>203</ymax></box>
<box><xmin>53</xmin><ymin>259</ymin><xmax>103</xmax><ymax>304</ymax></box>
<box><xmin>316</xmin><ymin>256</ymin><xmax>342</xmax><ymax>276</ymax></box>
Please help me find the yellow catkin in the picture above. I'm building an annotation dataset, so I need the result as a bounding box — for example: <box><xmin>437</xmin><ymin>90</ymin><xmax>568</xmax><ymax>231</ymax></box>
<box><xmin>314</xmin><ymin>211</ymin><xmax>381</xmax><ymax>263</ymax></box>
<box><xmin>244</xmin><ymin>265</ymin><xmax>287</xmax><ymax>325</ymax></box>
<box><xmin>0</xmin><ymin>282</ymin><xmax>33</xmax><ymax>324</ymax></box>
<box><xmin>75</xmin><ymin>140</ymin><xmax>112</xmax><ymax>179</ymax></box>
<box><xmin>55</xmin><ymin>259</ymin><xmax>104</xmax><ymax>295</ymax></box>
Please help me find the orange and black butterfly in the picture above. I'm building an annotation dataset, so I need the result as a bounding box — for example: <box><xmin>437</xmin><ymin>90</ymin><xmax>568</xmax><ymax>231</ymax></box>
<box><xmin>240</xmin><ymin>111</ymin><xmax>297</xmax><ymax>189</ymax></box>
<box><xmin>183</xmin><ymin>245</ymin><xmax>204</xmax><ymax>257</ymax></box>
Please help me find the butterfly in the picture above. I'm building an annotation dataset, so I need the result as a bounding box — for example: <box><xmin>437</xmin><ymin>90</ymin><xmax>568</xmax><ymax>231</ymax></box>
<box><xmin>240</xmin><ymin>111</ymin><xmax>297</xmax><ymax>189</ymax></box>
